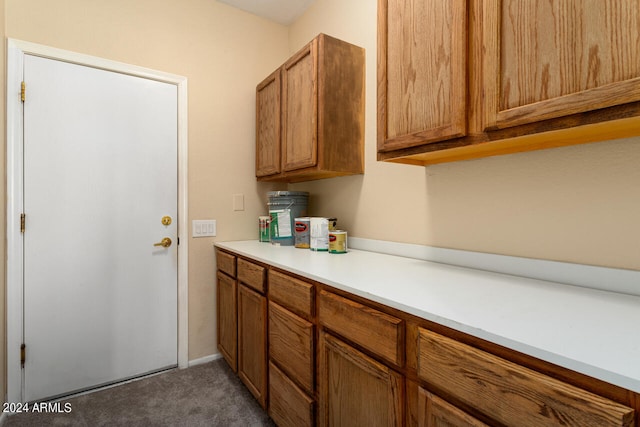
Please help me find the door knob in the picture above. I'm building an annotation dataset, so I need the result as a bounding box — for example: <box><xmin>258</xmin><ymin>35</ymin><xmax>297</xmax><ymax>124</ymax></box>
<box><xmin>153</xmin><ymin>237</ymin><xmax>172</xmax><ymax>248</ymax></box>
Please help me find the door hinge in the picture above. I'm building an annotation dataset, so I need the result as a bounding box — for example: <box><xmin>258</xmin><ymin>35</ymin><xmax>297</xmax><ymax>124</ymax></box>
<box><xmin>21</xmin><ymin>81</ymin><xmax>26</xmax><ymax>103</ymax></box>
<box><xmin>20</xmin><ymin>213</ymin><xmax>26</xmax><ymax>233</ymax></box>
<box><xmin>20</xmin><ymin>344</ymin><xmax>26</xmax><ymax>368</ymax></box>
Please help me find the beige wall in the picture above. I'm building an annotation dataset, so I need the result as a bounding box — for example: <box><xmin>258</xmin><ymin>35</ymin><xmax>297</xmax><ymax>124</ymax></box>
<box><xmin>2</xmin><ymin>0</ymin><xmax>288</xmax><ymax>370</ymax></box>
<box><xmin>289</xmin><ymin>0</ymin><xmax>640</xmax><ymax>271</ymax></box>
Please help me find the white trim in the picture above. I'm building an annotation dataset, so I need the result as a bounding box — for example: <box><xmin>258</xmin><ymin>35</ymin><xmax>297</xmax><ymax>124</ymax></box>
<box><xmin>176</xmin><ymin>58</ymin><xmax>190</xmax><ymax>372</ymax></box>
<box><xmin>188</xmin><ymin>353</ymin><xmax>223</xmax><ymax>367</ymax></box>
<box><xmin>348</xmin><ymin>237</ymin><xmax>640</xmax><ymax>297</ymax></box>
<box><xmin>6</xmin><ymin>39</ymin><xmax>189</xmax><ymax>403</ymax></box>
<box><xmin>8</xmin><ymin>39</ymin><xmax>185</xmax><ymax>85</ymax></box>
<box><xmin>6</xmin><ymin>40</ymin><xmax>26</xmax><ymax>406</ymax></box>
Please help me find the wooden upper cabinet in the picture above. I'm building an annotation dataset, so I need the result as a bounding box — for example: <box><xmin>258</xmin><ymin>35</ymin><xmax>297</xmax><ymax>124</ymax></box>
<box><xmin>483</xmin><ymin>0</ymin><xmax>640</xmax><ymax>130</ymax></box>
<box><xmin>378</xmin><ymin>0</ymin><xmax>640</xmax><ymax>165</ymax></box>
<box><xmin>256</xmin><ymin>33</ymin><xmax>365</xmax><ymax>183</ymax></box>
<box><xmin>256</xmin><ymin>69</ymin><xmax>281</xmax><ymax>178</ymax></box>
<box><xmin>378</xmin><ymin>0</ymin><xmax>468</xmax><ymax>152</ymax></box>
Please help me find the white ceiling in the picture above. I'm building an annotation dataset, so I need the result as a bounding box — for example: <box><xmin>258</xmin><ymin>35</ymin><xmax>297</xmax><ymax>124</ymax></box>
<box><xmin>217</xmin><ymin>0</ymin><xmax>316</xmax><ymax>25</ymax></box>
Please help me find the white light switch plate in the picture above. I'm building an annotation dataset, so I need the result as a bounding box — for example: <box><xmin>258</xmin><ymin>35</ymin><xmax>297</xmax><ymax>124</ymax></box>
<box><xmin>193</xmin><ymin>220</ymin><xmax>216</xmax><ymax>237</ymax></box>
<box><xmin>233</xmin><ymin>193</ymin><xmax>245</xmax><ymax>211</ymax></box>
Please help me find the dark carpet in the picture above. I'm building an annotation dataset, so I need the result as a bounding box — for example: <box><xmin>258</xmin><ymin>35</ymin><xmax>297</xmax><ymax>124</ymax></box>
<box><xmin>4</xmin><ymin>358</ymin><xmax>275</xmax><ymax>426</ymax></box>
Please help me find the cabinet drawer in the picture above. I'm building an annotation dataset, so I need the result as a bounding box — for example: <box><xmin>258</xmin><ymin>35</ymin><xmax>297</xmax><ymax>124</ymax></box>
<box><xmin>269</xmin><ymin>270</ymin><xmax>314</xmax><ymax>319</ymax></box>
<box><xmin>269</xmin><ymin>301</ymin><xmax>314</xmax><ymax>393</ymax></box>
<box><xmin>419</xmin><ymin>388</ymin><xmax>488</xmax><ymax>427</ymax></box>
<box><xmin>318</xmin><ymin>290</ymin><xmax>403</xmax><ymax>366</ymax></box>
<box><xmin>237</xmin><ymin>258</ymin><xmax>266</xmax><ymax>293</ymax></box>
<box><xmin>269</xmin><ymin>361</ymin><xmax>314</xmax><ymax>427</ymax></box>
<box><xmin>417</xmin><ymin>329</ymin><xmax>634</xmax><ymax>427</ymax></box>
<box><xmin>216</xmin><ymin>249</ymin><xmax>236</xmax><ymax>278</ymax></box>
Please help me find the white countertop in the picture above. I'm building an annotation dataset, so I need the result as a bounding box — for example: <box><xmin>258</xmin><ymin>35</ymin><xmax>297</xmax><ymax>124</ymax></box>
<box><xmin>215</xmin><ymin>240</ymin><xmax>640</xmax><ymax>394</ymax></box>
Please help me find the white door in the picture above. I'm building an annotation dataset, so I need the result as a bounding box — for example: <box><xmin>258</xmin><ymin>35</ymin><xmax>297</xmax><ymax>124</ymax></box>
<box><xmin>22</xmin><ymin>54</ymin><xmax>178</xmax><ymax>402</ymax></box>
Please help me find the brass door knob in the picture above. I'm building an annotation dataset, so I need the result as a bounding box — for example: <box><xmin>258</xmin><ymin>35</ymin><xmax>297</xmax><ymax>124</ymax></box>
<box><xmin>153</xmin><ymin>237</ymin><xmax>172</xmax><ymax>248</ymax></box>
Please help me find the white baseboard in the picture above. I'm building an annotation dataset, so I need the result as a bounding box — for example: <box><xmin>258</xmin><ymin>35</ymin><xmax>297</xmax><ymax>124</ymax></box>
<box><xmin>348</xmin><ymin>237</ymin><xmax>640</xmax><ymax>297</ymax></box>
<box><xmin>188</xmin><ymin>353</ymin><xmax>222</xmax><ymax>367</ymax></box>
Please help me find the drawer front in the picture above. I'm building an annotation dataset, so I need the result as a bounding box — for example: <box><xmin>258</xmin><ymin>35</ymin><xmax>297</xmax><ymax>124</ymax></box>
<box><xmin>237</xmin><ymin>258</ymin><xmax>266</xmax><ymax>293</ymax></box>
<box><xmin>268</xmin><ymin>270</ymin><xmax>314</xmax><ymax>319</ymax></box>
<box><xmin>216</xmin><ymin>249</ymin><xmax>236</xmax><ymax>278</ymax></box>
<box><xmin>269</xmin><ymin>301</ymin><xmax>314</xmax><ymax>393</ymax></box>
<box><xmin>269</xmin><ymin>361</ymin><xmax>314</xmax><ymax>427</ymax></box>
<box><xmin>318</xmin><ymin>290</ymin><xmax>403</xmax><ymax>366</ymax></box>
<box><xmin>417</xmin><ymin>329</ymin><xmax>634</xmax><ymax>427</ymax></box>
<box><xmin>419</xmin><ymin>388</ymin><xmax>489</xmax><ymax>427</ymax></box>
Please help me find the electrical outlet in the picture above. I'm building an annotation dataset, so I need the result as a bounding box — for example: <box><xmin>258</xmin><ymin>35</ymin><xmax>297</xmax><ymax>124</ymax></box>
<box><xmin>192</xmin><ymin>220</ymin><xmax>216</xmax><ymax>237</ymax></box>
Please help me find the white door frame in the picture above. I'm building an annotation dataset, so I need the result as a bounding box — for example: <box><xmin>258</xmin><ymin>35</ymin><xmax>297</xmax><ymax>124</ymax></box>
<box><xmin>6</xmin><ymin>38</ymin><xmax>189</xmax><ymax>403</ymax></box>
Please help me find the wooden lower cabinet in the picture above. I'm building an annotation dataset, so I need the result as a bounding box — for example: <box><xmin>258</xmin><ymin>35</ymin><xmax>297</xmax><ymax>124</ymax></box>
<box><xmin>238</xmin><ymin>283</ymin><xmax>268</xmax><ymax>409</ymax></box>
<box><xmin>216</xmin><ymin>248</ymin><xmax>638</xmax><ymax>427</ymax></box>
<box><xmin>418</xmin><ymin>387</ymin><xmax>488</xmax><ymax>427</ymax></box>
<box><xmin>318</xmin><ymin>330</ymin><xmax>404</xmax><ymax>427</ymax></box>
<box><xmin>216</xmin><ymin>271</ymin><xmax>237</xmax><ymax>372</ymax></box>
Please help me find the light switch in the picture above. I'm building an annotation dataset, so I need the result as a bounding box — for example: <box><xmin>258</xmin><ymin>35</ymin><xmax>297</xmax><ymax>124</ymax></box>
<box><xmin>193</xmin><ymin>220</ymin><xmax>216</xmax><ymax>237</ymax></box>
<box><xmin>233</xmin><ymin>193</ymin><xmax>245</xmax><ymax>211</ymax></box>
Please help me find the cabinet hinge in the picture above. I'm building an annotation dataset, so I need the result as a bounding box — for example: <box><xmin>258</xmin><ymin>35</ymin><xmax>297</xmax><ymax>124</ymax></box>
<box><xmin>21</xmin><ymin>81</ymin><xmax>26</xmax><ymax>103</ymax></box>
<box><xmin>20</xmin><ymin>213</ymin><xmax>26</xmax><ymax>233</ymax></box>
<box><xmin>20</xmin><ymin>344</ymin><xmax>26</xmax><ymax>368</ymax></box>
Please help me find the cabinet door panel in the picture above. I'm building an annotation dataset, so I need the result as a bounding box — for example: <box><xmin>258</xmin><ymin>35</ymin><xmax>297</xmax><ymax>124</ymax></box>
<box><xmin>238</xmin><ymin>284</ymin><xmax>267</xmax><ymax>408</ymax></box>
<box><xmin>378</xmin><ymin>0</ymin><xmax>467</xmax><ymax>151</ymax></box>
<box><xmin>256</xmin><ymin>69</ymin><xmax>281</xmax><ymax>177</ymax></box>
<box><xmin>483</xmin><ymin>0</ymin><xmax>640</xmax><ymax>129</ymax></box>
<box><xmin>216</xmin><ymin>272</ymin><xmax>237</xmax><ymax>372</ymax></box>
<box><xmin>282</xmin><ymin>40</ymin><xmax>318</xmax><ymax>171</ymax></box>
<box><xmin>318</xmin><ymin>331</ymin><xmax>403</xmax><ymax>427</ymax></box>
